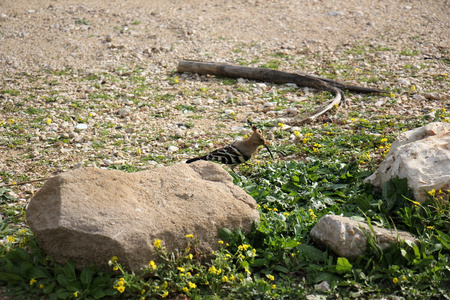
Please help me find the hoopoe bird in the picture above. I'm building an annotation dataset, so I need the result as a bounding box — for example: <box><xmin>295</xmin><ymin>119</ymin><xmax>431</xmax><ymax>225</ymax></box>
<box><xmin>186</xmin><ymin>121</ymin><xmax>274</xmax><ymax>165</ymax></box>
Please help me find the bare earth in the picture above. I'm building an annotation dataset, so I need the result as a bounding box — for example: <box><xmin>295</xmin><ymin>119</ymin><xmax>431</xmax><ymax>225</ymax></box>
<box><xmin>0</xmin><ymin>0</ymin><xmax>449</xmax><ymax>193</ymax></box>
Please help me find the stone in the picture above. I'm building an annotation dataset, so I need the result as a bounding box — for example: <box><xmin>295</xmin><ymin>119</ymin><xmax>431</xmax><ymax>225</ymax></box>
<box><xmin>117</xmin><ymin>108</ymin><xmax>131</xmax><ymax>118</ymax></box>
<box><xmin>365</xmin><ymin>122</ymin><xmax>450</xmax><ymax>203</ymax></box>
<box><xmin>26</xmin><ymin>162</ymin><xmax>259</xmax><ymax>272</ymax></box>
<box><xmin>310</xmin><ymin>215</ymin><xmax>418</xmax><ymax>259</ymax></box>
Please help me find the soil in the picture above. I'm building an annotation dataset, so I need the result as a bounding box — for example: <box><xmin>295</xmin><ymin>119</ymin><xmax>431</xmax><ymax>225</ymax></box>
<box><xmin>0</xmin><ymin>0</ymin><xmax>449</xmax><ymax>189</ymax></box>
<box><xmin>1</xmin><ymin>0</ymin><xmax>449</xmax><ymax>72</ymax></box>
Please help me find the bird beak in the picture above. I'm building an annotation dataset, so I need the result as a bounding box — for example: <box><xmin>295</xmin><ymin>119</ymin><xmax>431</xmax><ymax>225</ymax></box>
<box><xmin>264</xmin><ymin>144</ymin><xmax>274</xmax><ymax>160</ymax></box>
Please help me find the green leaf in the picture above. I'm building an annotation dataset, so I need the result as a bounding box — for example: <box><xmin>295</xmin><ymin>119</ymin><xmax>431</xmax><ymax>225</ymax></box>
<box><xmin>57</xmin><ymin>274</ymin><xmax>69</xmax><ymax>287</ymax></box>
<box><xmin>62</xmin><ymin>261</ymin><xmax>77</xmax><ymax>281</ymax></box>
<box><xmin>272</xmin><ymin>265</ymin><xmax>289</xmax><ymax>273</ymax></box>
<box><xmin>219</xmin><ymin>228</ymin><xmax>233</xmax><ymax>241</ymax></box>
<box><xmin>29</xmin><ymin>266</ymin><xmax>50</xmax><ymax>279</ymax></box>
<box><xmin>80</xmin><ymin>267</ymin><xmax>93</xmax><ymax>288</ymax></box>
<box><xmin>0</xmin><ymin>272</ymin><xmax>24</xmax><ymax>283</ymax></box>
<box><xmin>251</xmin><ymin>259</ymin><xmax>268</xmax><ymax>267</ymax></box>
<box><xmin>43</xmin><ymin>282</ymin><xmax>56</xmax><ymax>294</ymax></box>
<box><xmin>296</xmin><ymin>244</ymin><xmax>324</xmax><ymax>262</ymax></box>
<box><xmin>336</xmin><ymin>257</ymin><xmax>352</xmax><ymax>274</ymax></box>
<box><xmin>436</xmin><ymin>229</ymin><xmax>450</xmax><ymax>250</ymax></box>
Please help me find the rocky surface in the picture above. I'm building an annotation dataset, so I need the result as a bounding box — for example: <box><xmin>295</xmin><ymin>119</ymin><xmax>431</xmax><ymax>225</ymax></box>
<box><xmin>310</xmin><ymin>215</ymin><xmax>419</xmax><ymax>259</ymax></box>
<box><xmin>365</xmin><ymin>122</ymin><xmax>450</xmax><ymax>203</ymax></box>
<box><xmin>26</xmin><ymin>162</ymin><xmax>259</xmax><ymax>272</ymax></box>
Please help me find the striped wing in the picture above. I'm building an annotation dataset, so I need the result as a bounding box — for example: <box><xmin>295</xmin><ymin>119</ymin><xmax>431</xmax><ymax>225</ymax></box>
<box><xmin>205</xmin><ymin>145</ymin><xmax>251</xmax><ymax>164</ymax></box>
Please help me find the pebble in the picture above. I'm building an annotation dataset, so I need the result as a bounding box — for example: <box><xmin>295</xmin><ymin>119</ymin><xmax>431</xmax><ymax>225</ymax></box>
<box><xmin>124</xmin><ymin>127</ymin><xmax>135</xmax><ymax>133</ymax></box>
<box><xmin>75</xmin><ymin>123</ymin><xmax>88</xmax><ymax>131</ymax></box>
<box><xmin>397</xmin><ymin>78</ymin><xmax>411</xmax><ymax>86</ymax></box>
<box><xmin>326</xmin><ymin>11</ymin><xmax>345</xmax><ymax>17</ymax></box>
<box><xmin>73</xmin><ymin>135</ymin><xmax>84</xmax><ymax>143</ymax></box>
<box><xmin>167</xmin><ymin>146</ymin><xmax>179</xmax><ymax>152</ymax></box>
<box><xmin>424</xmin><ymin>93</ymin><xmax>442</xmax><ymax>100</ymax></box>
<box><xmin>117</xmin><ymin>108</ymin><xmax>131</xmax><ymax>118</ymax></box>
<box><xmin>224</xmin><ymin>109</ymin><xmax>235</xmax><ymax>115</ymax></box>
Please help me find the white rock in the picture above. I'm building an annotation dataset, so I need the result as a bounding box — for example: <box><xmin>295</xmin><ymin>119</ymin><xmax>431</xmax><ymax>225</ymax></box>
<box><xmin>397</xmin><ymin>78</ymin><xmax>411</xmax><ymax>86</ymax></box>
<box><xmin>75</xmin><ymin>123</ymin><xmax>88</xmax><ymax>131</ymax></box>
<box><xmin>365</xmin><ymin>122</ymin><xmax>450</xmax><ymax>203</ymax></box>
<box><xmin>167</xmin><ymin>146</ymin><xmax>179</xmax><ymax>152</ymax></box>
<box><xmin>311</xmin><ymin>215</ymin><xmax>418</xmax><ymax>259</ymax></box>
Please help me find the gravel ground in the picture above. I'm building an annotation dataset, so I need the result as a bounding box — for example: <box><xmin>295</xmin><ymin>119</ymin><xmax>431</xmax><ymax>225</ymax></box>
<box><xmin>0</xmin><ymin>0</ymin><xmax>449</xmax><ymax>199</ymax></box>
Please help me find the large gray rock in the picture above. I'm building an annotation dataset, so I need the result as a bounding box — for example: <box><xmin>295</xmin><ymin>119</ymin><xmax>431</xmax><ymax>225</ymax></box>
<box><xmin>26</xmin><ymin>162</ymin><xmax>259</xmax><ymax>272</ymax></box>
<box><xmin>365</xmin><ymin>122</ymin><xmax>450</xmax><ymax>203</ymax></box>
<box><xmin>310</xmin><ymin>215</ymin><xmax>418</xmax><ymax>259</ymax></box>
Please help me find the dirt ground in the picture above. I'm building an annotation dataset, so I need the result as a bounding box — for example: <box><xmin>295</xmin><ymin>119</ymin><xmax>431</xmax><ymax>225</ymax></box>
<box><xmin>1</xmin><ymin>0</ymin><xmax>449</xmax><ymax>73</ymax></box>
<box><xmin>0</xmin><ymin>0</ymin><xmax>449</xmax><ymax>186</ymax></box>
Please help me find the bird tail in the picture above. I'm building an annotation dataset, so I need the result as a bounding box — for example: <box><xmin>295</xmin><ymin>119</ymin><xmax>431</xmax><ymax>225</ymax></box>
<box><xmin>186</xmin><ymin>156</ymin><xmax>204</xmax><ymax>164</ymax></box>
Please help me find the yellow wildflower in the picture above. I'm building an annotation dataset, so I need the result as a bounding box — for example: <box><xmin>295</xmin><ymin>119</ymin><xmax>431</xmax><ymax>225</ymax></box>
<box><xmin>30</xmin><ymin>278</ymin><xmax>37</xmax><ymax>286</ymax></box>
<box><xmin>267</xmin><ymin>274</ymin><xmax>275</xmax><ymax>281</ymax></box>
<box><xmin>218</xmin><ymin>240</ymin><xmax>224</xmax><ymax>244</ymax></box>
<box><xmin>161</xmin><ymin>281</ymin><xmax>168</xmax><ymax>289</ymax></box>
<box><xmin>188</xmin><ymin>282</ymin><xmax>196</xmax><ymax>289</ymax></box>
<box><xmin>141</xmin><ymin>289</ymin><xmax>146</xmax><ymax>294</ymax></box>
<box><xmin>153</xmin><ymin>239</ymin><xmax>162</xmax><ymax>248</ymax></box>
<box><xmin>182</xmin><ymin>287</ymin><xmax>189</xmax><ymax>293</ymax></box>
<box><xmin>6</xmin><ymin>236</ymin><xmax>15</xmax><ymax>243</ymax></box>
<box><xmin>185</xmin><ymin>234</ymin><xmax>194</xmax><ymax>238</ymax></box>
<box><xmin>238</xmin><ymin>244</ymin><xmax>250</xmax><ymax>251</ymax></box>
<box><xmin>116</xmin><ymin>286</ymin><xmax>125</xmax><ymax>293</ymax></box>
<box><xmin>393</xmin><ymin>277</ymin><xmax>398</xmax><ymax>284</ymax></box>
<box><xmin>149</xmin><ymin>260</ymin><xmax>157</xmax><ymax>270</ymax></box>
<box><xmin>74</xmin><ymin>292</ymin><xmax>78</xmax><ymax>298</ymax></box>
<box><xmin>162</xmin><ymin>291</ymin><xmax>169</xmax><ymax>298</ymax></box>
<box><xmin>39</xmin><ymin>284</ymin><xmax>44</xmax><ymax>289</ymax></box>
<box><xmin>187</xmin><ymin>254</ymin><xmax>193</xmax><ymax>260</ymax></box>
<box><xmin>8</xmin><ymin>119</ymin><xmax>14</xmax><ymax>125</ymax></box>
<box><xmin>272</xmin><ymin>284</ymin><xmax>276</xmax><ymax>289</ymax></box>
<box><xmin>177</xmin><ymin>267</ymin><xmax>185</xmax><ymax>273</ymax></box>
<box><xmin>230</xmin><ymin>274</ymin><xmax>235</xmax><ymax>281</ymax></box>
<box><xmin>222</xmin><ymin>276</ymin><xmax>229</xmax><ymax>283</ymax></box>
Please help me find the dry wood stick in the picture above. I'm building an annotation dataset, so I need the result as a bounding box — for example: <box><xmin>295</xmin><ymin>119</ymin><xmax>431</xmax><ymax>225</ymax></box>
<box><xmin>177</xmin><ymin>60</ymin><xmax>387</xmax><ymax>124</ymax></box>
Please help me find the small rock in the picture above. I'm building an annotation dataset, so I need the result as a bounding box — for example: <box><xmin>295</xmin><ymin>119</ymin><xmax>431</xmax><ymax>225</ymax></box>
<box><xmin>224</xmin><ymin>109</ymin><xmax>235</xmax><ymax>115</ymax></box>
<box><xmin>124</xmin><ymin>127</ymin><xmax>135</xmax><ymax>134</ymax></box>
<box><xmin>397</xmin><ymin>78</ymin><xmax>411</xmax><ymax>86</ymax></box>
<box><xmin>117</xmin><ymin>108</ymin><xmax>131</xmax><ymax>118</ymax></box>
<box><xmin>173</xmin><ymin>129</ymin><xmax>184</xmax><ymax>138</ymax></box>
<box><xmin>315</xmin><ymin>281</ymin><xmax>331</xmax><ymax>293</ymax></box>
<box><xmin>326</xmin><ymin>11</ymin><xmax>345</xmax><ymax>16</ymax></box>
<box><xmin>237</xmin><ymin>78</ymin><xmax>246</xmax><ymax>84</ymax></box>
<box><xmin>167</xmin><ymin>146</ymin><xmax>179</xmax><ymax>152</ymax></box>
<box><xmin>75</xmin><ymin>123</ymin><xmax>88</xmax><ymax>131</ymax></box>
<box><xmin>103</xmin><ymin>159</ymin><xmax>113</xmax><ymax>166</ymax></box>
<box><xmin>68</xmin><ymin>131</ymin><xmax>78</xmax><ymax>138</ymax></box>
<box><xmin>424</xmin><ymin>93</ymin><xmax>442</xmax><ymax>100</ymax></box>
<box><xmin>105</xmin><ymin>35</ymin><xmax>112</xmax><ymax>42</ymax></box>
<box><xmin>73</xmin><ymin>135</ymin><xmax>84</xmax><ymax>143</ymax></box>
